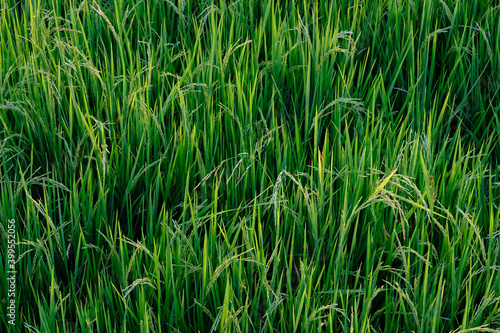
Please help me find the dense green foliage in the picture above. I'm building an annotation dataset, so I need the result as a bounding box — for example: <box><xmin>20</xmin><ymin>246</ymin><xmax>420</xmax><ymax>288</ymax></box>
<box><xmin>1</xmin><ymin>0</ymin><xmax>500</xmax><ymax>331</ymax></box>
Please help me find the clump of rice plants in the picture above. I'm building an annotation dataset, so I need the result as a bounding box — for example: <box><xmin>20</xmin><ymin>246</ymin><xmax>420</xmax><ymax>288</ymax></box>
<box><xmin>1</xmin><ymin>0</ymin><xmax>499</xmax><ymax>332</ymax></box>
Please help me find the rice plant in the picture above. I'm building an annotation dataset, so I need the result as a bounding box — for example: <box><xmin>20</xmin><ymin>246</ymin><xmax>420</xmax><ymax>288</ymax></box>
<box><xmin>1</xmin><ymin>0</ymin><xmax>499</xmax><ymax>332</ymax></box>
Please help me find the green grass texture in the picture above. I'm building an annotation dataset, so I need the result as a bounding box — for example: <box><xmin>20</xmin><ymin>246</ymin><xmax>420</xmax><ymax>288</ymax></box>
<box><xmin>1</xmin><ymin>0</ymin><xmax>500</xmax><ymax>332</ymax></box>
